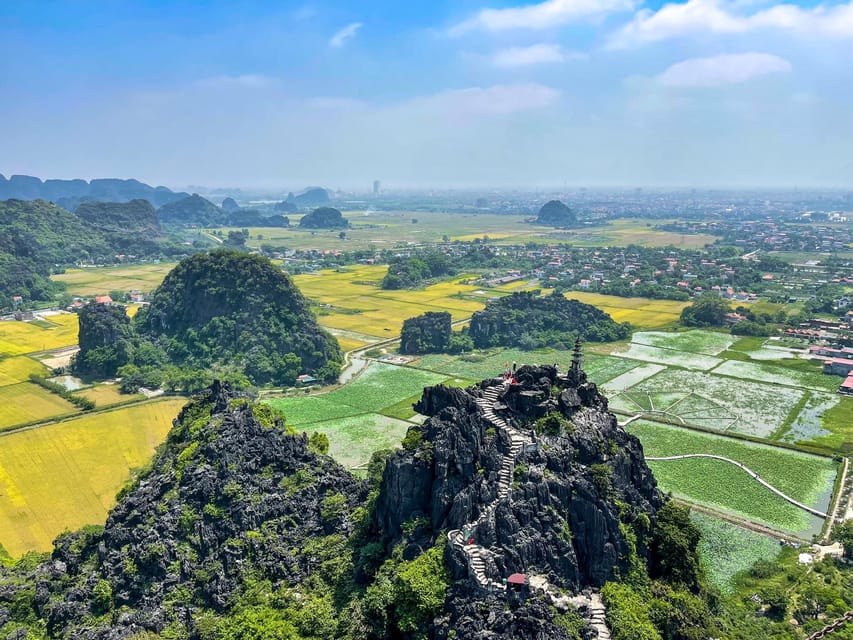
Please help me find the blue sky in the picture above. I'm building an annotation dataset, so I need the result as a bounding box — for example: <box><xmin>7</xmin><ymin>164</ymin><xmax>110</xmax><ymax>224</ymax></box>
<box><xmin>1</xmin><ymin>0</ymin><xmax>852</xmax><ymax>190</ymax></box>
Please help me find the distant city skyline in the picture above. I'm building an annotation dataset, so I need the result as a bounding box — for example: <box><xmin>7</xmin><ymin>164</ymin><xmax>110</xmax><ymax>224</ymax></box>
<box><xmin>2</xmin><ymin>1</ymin><xmax>852</xmax><ymax>189</ymax></box>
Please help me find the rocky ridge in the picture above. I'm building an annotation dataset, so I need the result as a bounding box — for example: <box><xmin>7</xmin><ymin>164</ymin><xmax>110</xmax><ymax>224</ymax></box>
<box><xmin>376</xmin><ymin>353</ymin><xmax>665</xmax><ymax>636</ymax></box>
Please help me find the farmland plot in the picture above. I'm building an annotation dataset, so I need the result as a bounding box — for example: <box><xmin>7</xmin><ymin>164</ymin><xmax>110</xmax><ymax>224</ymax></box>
<box><xmin>616</xmin><ymin>343</ymin><xmax>722</xmax><ymax>371</ymax></box>
<box><xmin>601</xmin><ymin>363</ymin><xmax>665</xmax><ymax>394</ymax></box>
<box><xmin>627</xmin><ymin>419</ymin><xmax>835</xmax><ymax>535</ymax></box>
<box><xmin>692</xmin><ymin>513</ymin><xmax>780</xmax><ymax>593</ymax></box>
<box><xmin>623</xmin><ymin>369</ymin><xmax>803</xmax><ymax>438</ymax></box>
<box><xmin>266</xmin><ymin>363</ymin><xmax>448</xmax><ymax>426</ymax></box>
<box><xmin>0</xmin><ymin>383</ymin><xmax>78</xmax><ymax>430</ymax></box>
<box><xmin>0</xmin><ymin>398</ymin><xmax>186</xmax><ymax>556</ymax></box>
<box><xmin>780</xmin><ymin>392</ymin><xmax>836</xmax><ymax>444</ymax></box>
<box><xmin>631</xmin><ymin>330</ymin><xmax>734</xmax><ymax>355</ymax></box>
<box><xmin>0</xmin><ymin>314</ymin><xmax>79</xmax><ymax>356</ymax></box>
<box><xmin>711</xmin><ymin>360</ymin><xmax>839</xmax><ymax>393</ymax></box>
<box><xmin>411</xmin><ymin>348</ymin><xmax>581</xmax><ymax>382</ymax></box>
<box><xmin>0</xmin><ymin>356</ymin><xmax>48</xmax><ymax>387</ymax></box>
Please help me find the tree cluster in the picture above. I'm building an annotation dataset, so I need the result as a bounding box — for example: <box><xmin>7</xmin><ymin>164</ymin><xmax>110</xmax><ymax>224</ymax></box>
<box><xmin>381</xmin><ymin>252</ymin><xmax>456</xmax><ymax>290</ymax></box>
<box><xmin>469</xmin><ymin>291</ymin><xmax>630</xmax><ymax>349</ymax></box>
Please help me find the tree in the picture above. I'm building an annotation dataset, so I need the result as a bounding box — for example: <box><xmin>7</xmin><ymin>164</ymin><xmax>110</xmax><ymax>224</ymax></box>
<box><xmin>393</xmin><ymin>543</ymin><xmax>450</xmax><ymax>633</ymax></box>
<box><xmin>649</xmin><ymin>502</ymin><xmax>704</xmax><ymax>590</ymax></box>
<box><xmin>833</xmin><ymin>519</ymin><xmax>853</xmax><ymax>559</ymax></box>
<box><xmin>680</xmin><ymin>294</ymin><xmax>731</xmax><ymax>327</ymax></box>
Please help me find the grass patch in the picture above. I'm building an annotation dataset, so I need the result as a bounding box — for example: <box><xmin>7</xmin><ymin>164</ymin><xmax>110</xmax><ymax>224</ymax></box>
<box><xmin>0</xmin><ymin>398</ymin><xmax>186</xmax><ymax>556</ymax></box>
<box><xmin>73</xmin><ymin>384</ymin><xmax>143</xmax><ymax>408</ymax></box>
<box><xmin>813</xmin><ymin>396</ymin><xmax>853</xmax><ymax>454</ymax></box>
<box><xmin>296</xmin><ymin>413</ymin><xmax>412</xmax><ymax>470</ymax></box>
<box><xmin>51</xmin><ymin>263</ymin><xmax>177</xmax><ymax>296</ymax></box>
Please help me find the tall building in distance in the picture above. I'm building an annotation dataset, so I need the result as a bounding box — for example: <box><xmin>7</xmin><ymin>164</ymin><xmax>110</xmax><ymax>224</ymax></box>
<box><xmin>373</xmin><ymin>180</ymin><xmax>381</xmax><ymax>195</ymax></box>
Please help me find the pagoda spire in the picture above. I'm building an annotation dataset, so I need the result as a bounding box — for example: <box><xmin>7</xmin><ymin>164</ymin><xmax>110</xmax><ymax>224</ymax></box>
<box><xmin>570</xmin><ymin>337</ymin><xmax>583</xmax><ymax>384</ymax></box>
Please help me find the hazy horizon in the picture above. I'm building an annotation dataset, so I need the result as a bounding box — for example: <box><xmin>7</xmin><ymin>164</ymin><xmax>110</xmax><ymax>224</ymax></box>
<box><xmin>2</xmin><ymin>0</ymin><xmax>852</xmax><ymax>190</ymax></box>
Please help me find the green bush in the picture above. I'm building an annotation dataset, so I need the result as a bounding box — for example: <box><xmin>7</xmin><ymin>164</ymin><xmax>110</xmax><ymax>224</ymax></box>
<box><xmin>393</xmin><ymin>543</ymin><xmax>450</xmax><ymax>634</ymax></box>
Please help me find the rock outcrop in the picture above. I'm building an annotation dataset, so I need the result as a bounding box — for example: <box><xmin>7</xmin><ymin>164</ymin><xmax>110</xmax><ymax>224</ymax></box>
<box><xmin>377</xmin><ymin>362</ymin><xmax>663</xmax><ymax>595</ymax></box>
<box><xmin>534</xmin><ymin>199</ymin><xmax>577</xmax><ymax>228</ymax></box>
<box><xmin>298</xmin><ymin>207</ymin><xmax>348</xmax><ymax>229</ymax></box>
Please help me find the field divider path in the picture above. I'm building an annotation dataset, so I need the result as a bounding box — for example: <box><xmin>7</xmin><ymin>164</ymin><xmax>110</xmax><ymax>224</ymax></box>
<box><xmin>646</xmin><ymin>454</ymin><xmax>827</xmax><ymax>518</ymax></box>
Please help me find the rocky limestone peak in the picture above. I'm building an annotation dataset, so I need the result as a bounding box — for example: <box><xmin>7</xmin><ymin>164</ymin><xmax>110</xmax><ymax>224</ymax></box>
<box><xmin>31</xmin><ymin>383</ymin><xmax>368</xmax><ymax>638</ymax></box>
<box><xmin>377</xmin><ymin>363</ymin><xmax>663</xmax><ymax>594</ymax></box>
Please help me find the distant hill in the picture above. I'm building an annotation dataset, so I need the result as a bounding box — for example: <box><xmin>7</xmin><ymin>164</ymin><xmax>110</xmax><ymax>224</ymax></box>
<box><xmin>534</xmin><ymin>199</ymin><xmax>577</xmax><ymax>228</ymax></box>
<box><xmin>274</xmin><ymin>200</ymin><xmax>298</xmax><ymax>213</ymax></box>
<box><xmin>225</xmin><ymin>209</ymin><xmax>289</xmax><ymax>227</ymax></box>
<box><xmin>74</xmin><ymin>199</ymin><xmax>161</xmax><ymax>235</ymax></box>
<box><xmin>135</xmin><ymin>250</ymin><xmax>342</xmax><ymax>385</ymax></box>
<box><xmin>287</xmin><ymin>187</ymin><xmax>331</xmax><ymax>208</ymax></box>
<box><xmin>0</xmin><ymin>199</ymin><xmax>112</xmax><ymax>307</ymax></box>
<box><xmin>0</xmin><ymin>174</ymin><xmax>188</xmax><ymax>208</ymax></box>
<box><xmin>298</xmin><ymin>206</ymin><xmax>348</xmax><ymax>229</ymax></box>
<box><xmin>220</xmin><ymin>197</ymin><xmax>241</xmax><ymax>212</ymax></box>
<box><xmin>157</xmin><ymin>194</ymin><xmax>225</xmax><ymax>226</ymax></box>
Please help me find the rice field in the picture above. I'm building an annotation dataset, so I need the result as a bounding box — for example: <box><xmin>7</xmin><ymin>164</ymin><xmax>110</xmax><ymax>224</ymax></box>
<box><xmin>620</xmin><ymin>369</ymin><xmax>803</xmax><ymax>438</ymax></box>
<box><xmin>51</xmin><ymin>262</ymin><xmax>177</xmax><ymax>296</ymax></box>
<box><xmin>265</xmin><ymin>362</ymin><xmax>449</xmax><ymax>426</ymax></box>
<box><xmin>710</xmin><ymin>360</ymin><xmax>840</xmax><ymax>393</ymax></box>
<box><xmin>295</xmin><ymin>267</ymin><xmax>487</xmax><ymax>339</ymax></box>
<box><xmin>0</xmin><ymin>313</ymin><xmax>80</xmax><ymax>356</ymax></box>
<box><xmin>630</xmin><ymin>330</ymin><xmax>734</xmax><ymax>356</ymax></box>
<box><xmin>0</xmin><ymin>383</ymin><xmax>79</xmax><ymax>430</ymax></box>
<box><xmin>615</xmin><ymin>343</ymin><xmax>723</xmax><ymax>371</ymax></box>
<box><xmin>692</xmin><ymin>513</ymin><xmax>780</xmax><ymax>593</ymax></box>
<box><xmin>234</xmin><ymin>212</ymin><xmax>547</xmax><ymax>252</ymax></box>
<box><xmin>627</xmin><ymin>419</ymin><xmax>835</xmax><ymax>536</ymax></box>
<box><xmin>410</xmin><ymin>347</ymin><xmax>583</xmax><ymax>382</ymax></box>
<box><xmin>73</xmin><ymin>383</ymin><xmax>143</xmax><ymax>407</ymax></box>
<box><xmin>601</xmin><ymin>363</ymin><xmax>666</xmax><ymax>393</ymax></box>
<box><xmin>0</xmin><ymin>398</ymin><xmax>186</xmax><ymax>556</ymax></box>
<box><xmin>0</xmin><ymin>356</ymin><xmax>48</xmax><ymax>387</ymax></box>
<box><xmin>561</xmin><ymin>293</ymin><xmax>688</xmax><ymax>329</ymax></box>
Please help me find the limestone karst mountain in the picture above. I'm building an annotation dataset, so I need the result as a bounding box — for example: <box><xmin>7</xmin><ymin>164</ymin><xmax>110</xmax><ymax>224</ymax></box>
<box><xmin>0</xmin><ymin>358</ymin><xmax>708</xmax><ymax>639</ymax></box>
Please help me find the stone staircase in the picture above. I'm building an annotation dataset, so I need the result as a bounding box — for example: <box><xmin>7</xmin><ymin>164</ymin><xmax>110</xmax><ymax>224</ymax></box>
<box><xmin>447</xmin><ymin>382</ymin><xmax>530</xmax><ymax>592</ymax></box>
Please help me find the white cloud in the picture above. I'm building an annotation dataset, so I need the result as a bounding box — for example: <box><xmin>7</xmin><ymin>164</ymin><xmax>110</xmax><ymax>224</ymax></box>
<box><xmin>450</xmin><ymin>0</ymin><xmax>636</xmax><ymax>34</ymax></box>
<box><xmin>657</xmin><ymin>52</ymin><xmax>792</xmax><ymax>87</ymax></box>
<box><xmin>491</xmin><ymin>43</ymin><xmax>583</xmax><ymax>68</ymax></box>
<box><xmin>195</xmin><ymin>74</ymin><xmax>275</xmax><ymax>89</ymax></box>
<box><xmin>610</xmin><ymin>0</ymin><xmax>853</xmax><ymax>48</ymax></box>
<box><xmin>403</xmin><ymin>83</ymin><xmax>560</xmax><ymax>117</ymax></box>
<box><xmin>329</xmin><ymin>22</ymin><xmax>362</xmax><ymax>48</ymax></box>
